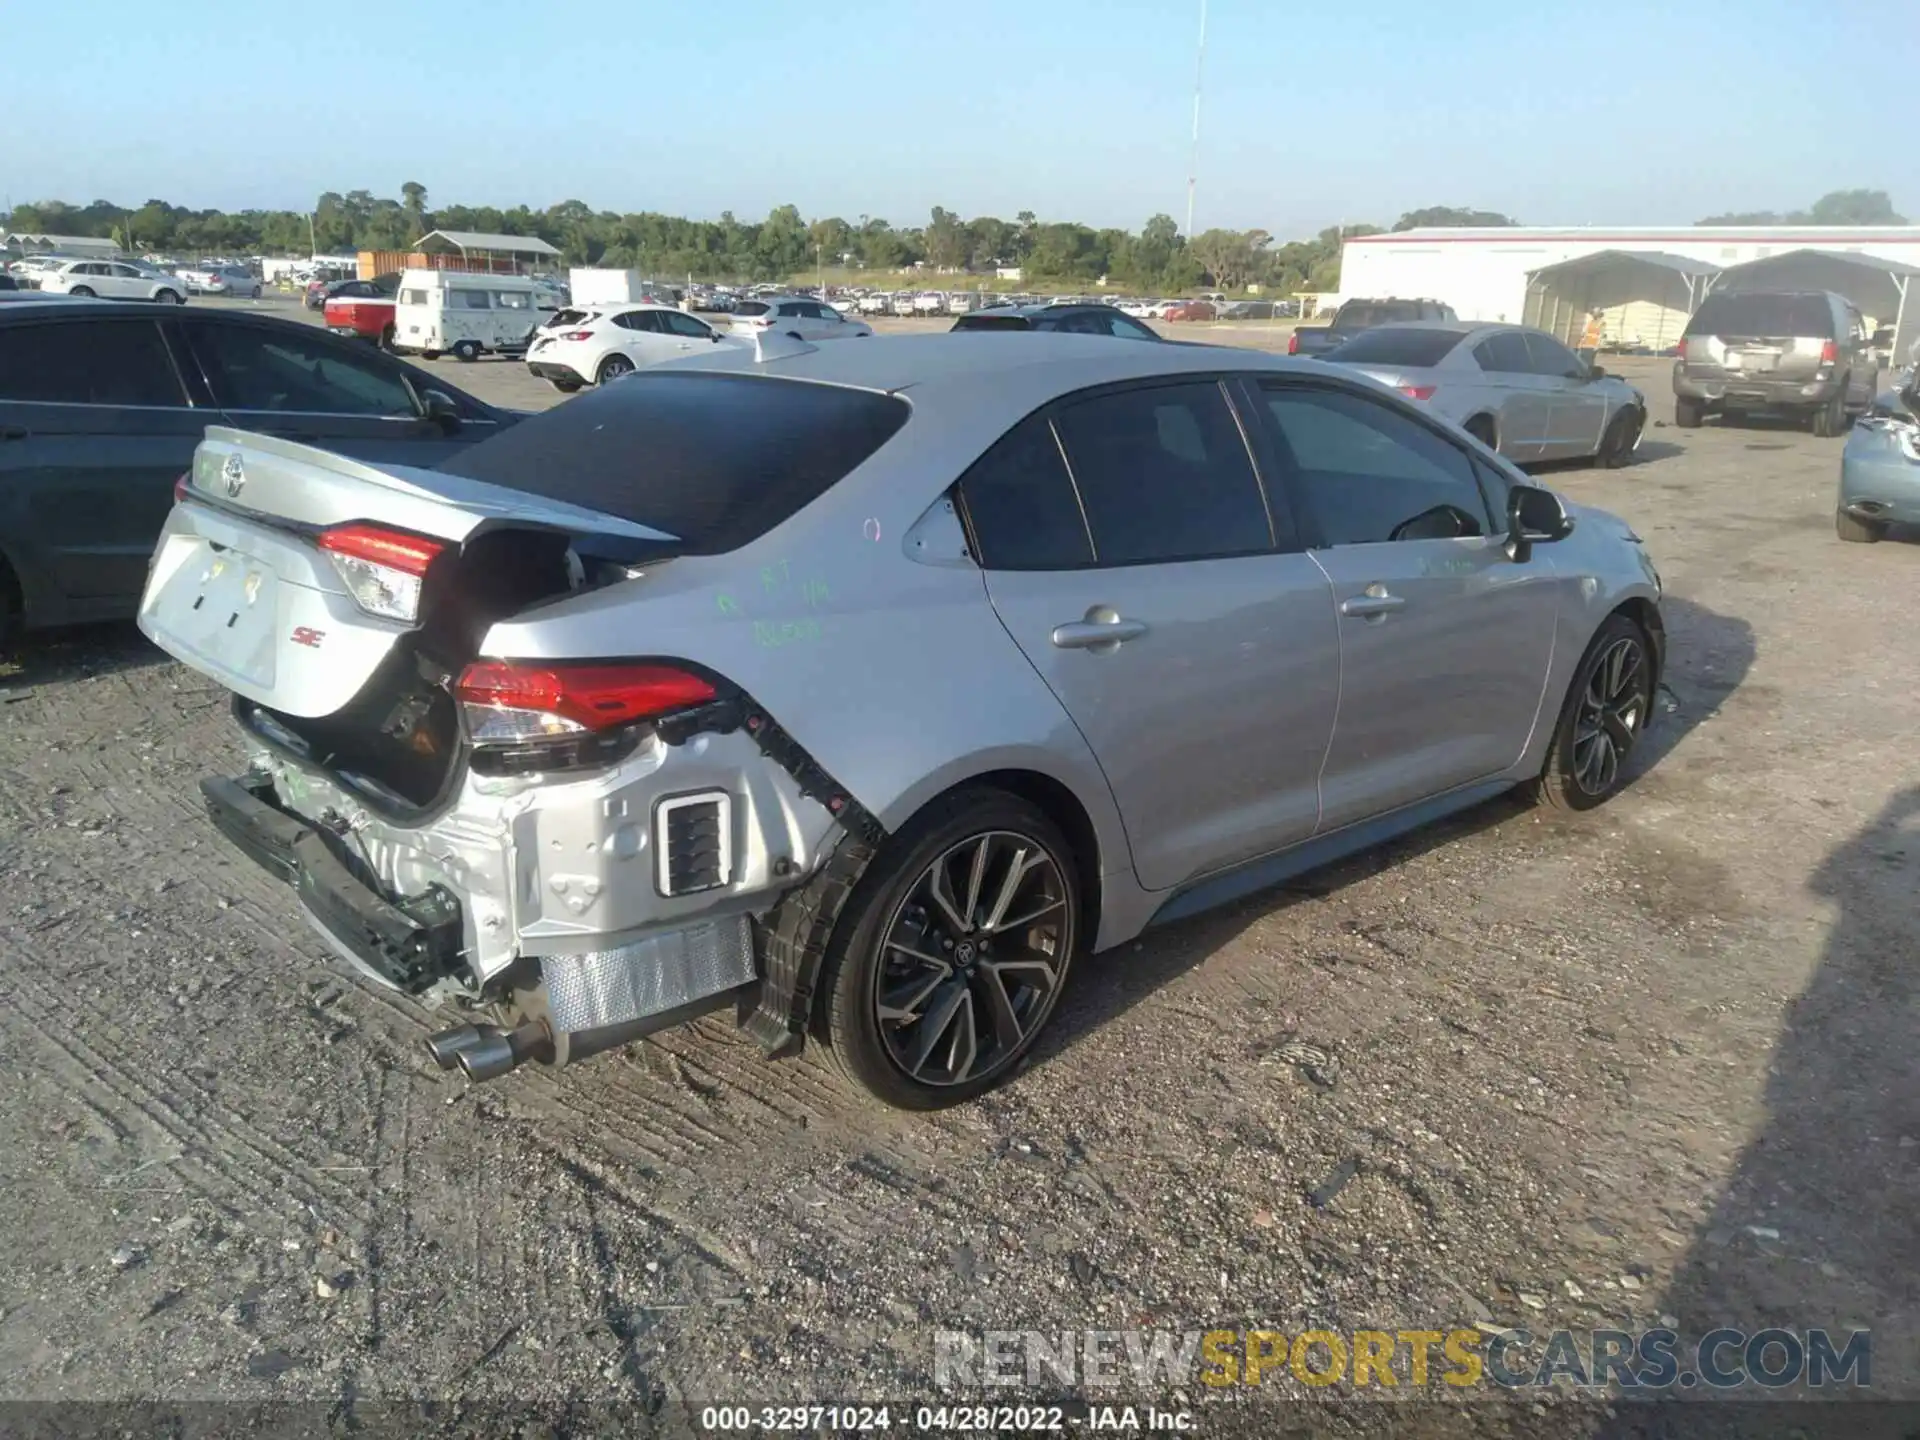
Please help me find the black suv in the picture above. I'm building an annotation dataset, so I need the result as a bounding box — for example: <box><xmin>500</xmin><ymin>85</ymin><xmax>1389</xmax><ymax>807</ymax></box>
<box><xmin>0</xmin><ymin>301</ymin><xmax>513</xmax><ymax>646</ymax></box>
<box><xmin>951</xmin><ymin>303</ymin><xmax>1161</xmax><ymax>341</ymax></box>
<box><xmin>1673</xmin><ymin>289</ymin><xmax>1878</xmax><ymax>435</ymax></box>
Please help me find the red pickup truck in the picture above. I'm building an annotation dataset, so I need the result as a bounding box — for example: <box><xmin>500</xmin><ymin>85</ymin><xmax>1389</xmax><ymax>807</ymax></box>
<box><xmin>321</xmin><ymin>274</ymin><xmax>401</xmax><ymax>349</ymax></box>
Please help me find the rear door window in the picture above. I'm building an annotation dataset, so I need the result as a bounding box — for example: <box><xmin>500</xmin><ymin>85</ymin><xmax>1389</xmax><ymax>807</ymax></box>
<box><xmin>1472</xmin><ymin>332</ymin><xmax>1534</xmax><ymax>374</ymax></box>
<box><xmin>957</xmin><ymin>415</ymin><xmax>1093</xmax><ymax>569</ymax></box>
<box><xmin>0</xmin><ymin>318</ymin><xmax>188</xmax><ymax>407</ymax></box>
<box><xmin>1687</xmin><ymin>292</ymin><xmax>1834</xmax><ymax>338</ymax></box>
<box><xmin>435</xmin><ymin>372</ymin><xmax>910</xmax><ymax>553</ymax></box>
<box><xmin>1050</xmin><ymin>381</ymin><xmax>1273</xmax><ymax>565</ymax></box>
<box><xmin>186</xmin><ymin>323</ymin><xmax>421</xmax><ymax>417</ymax></box>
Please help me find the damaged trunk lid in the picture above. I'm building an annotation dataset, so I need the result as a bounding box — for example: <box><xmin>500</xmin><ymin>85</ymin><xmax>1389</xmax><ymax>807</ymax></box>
<box><xmin>139</xmin><ymin>427</ymin><xmax>678</xmax><ymax>721</ymax></box>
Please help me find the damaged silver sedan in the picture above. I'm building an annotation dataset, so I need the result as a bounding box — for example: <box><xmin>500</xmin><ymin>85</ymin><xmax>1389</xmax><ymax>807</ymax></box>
<box><xmin>139</xmin><ymin>333</ymin><xmax>1665</xmax><ymax>1108</ymax></box>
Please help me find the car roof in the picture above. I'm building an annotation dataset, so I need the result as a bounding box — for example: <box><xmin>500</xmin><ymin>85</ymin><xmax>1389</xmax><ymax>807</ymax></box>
<box><xmin>669</xmin><ymin>330</ymin><xmax>1303</xmax><ymax>398</ymax></box>
<box><xmin>970</xmin><ymin>302</ymin><xmax>1115</xmax><ymax>319</ymax></box>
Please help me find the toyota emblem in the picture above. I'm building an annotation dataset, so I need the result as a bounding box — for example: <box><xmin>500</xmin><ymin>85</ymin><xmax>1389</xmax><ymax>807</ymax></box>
<box><xmin>222</xmin><ymin>454</ymin><xmax>245</xmax><ymax>497</ymax></box>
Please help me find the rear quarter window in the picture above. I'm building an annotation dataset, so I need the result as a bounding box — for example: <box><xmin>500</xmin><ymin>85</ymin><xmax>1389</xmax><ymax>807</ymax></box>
<box><xmin>434</xmin><ymin>372</ymin><xmax>910</xmax><ymax>553</ymax></box>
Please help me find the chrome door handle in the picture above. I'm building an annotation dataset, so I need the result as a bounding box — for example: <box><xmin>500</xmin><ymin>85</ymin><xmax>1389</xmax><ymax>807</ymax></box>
<box><xmin>1051</xmin><ymin>607</ymin><xmax>1148</xmax><ymax>651</ymax></box>
<box><xmin>1340</xmin><ymin>586</ymin><xmax>1406</xmax><ymax>618</ymax></box>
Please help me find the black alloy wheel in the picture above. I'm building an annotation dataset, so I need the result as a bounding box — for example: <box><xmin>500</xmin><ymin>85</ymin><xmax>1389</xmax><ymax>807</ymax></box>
<box><xmin>815</xmin><ymin>791</ymin><xmax>1081</xmax><ymax>1108</ymax></box>
<box><xmin>1530</xmin><ymin>613</ymin><xmax>1654</xmax><ymax>810</ymax></box>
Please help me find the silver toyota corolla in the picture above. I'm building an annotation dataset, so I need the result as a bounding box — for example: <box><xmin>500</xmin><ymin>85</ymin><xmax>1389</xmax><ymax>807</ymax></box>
<box><xmin>138</xmin><ymin>333</ymin><xmax>1666</xmax><ymax>1109</ymax></box>
<box><xmin>1321</xmin><ymin>321</ymin><xmax>1647</xmax><ymax>466</ymax></box>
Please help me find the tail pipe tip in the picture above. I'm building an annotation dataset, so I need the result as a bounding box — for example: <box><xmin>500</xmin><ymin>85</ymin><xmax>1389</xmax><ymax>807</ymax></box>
<box><xmin>425</xmin><ymin>1020</ymin><xmax>554</xmax><ymax>1083</ymax></box>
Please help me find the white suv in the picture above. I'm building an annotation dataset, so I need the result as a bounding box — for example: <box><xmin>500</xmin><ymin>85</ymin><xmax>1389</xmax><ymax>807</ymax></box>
<box><xmin>38</xmin><ymin>259</ymin><xmax>187</xmax><ymax>304</ymax></box>
<box><xmin>525</xmin><ymin>302</ymin><xmax>744</xmax><ymax>390</ymax></box>
<box><xmin>730</xmin><ymin>296</ymin><xmax>875</xmax><ymax>342</ymax></box>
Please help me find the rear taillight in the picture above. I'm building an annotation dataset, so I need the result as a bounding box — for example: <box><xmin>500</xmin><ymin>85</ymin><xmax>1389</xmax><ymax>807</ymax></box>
<box><xmin>753</xmin><ymin>317</ymin><xmax>772</xmax><ymax>327</ymax></box>
<box><xmin>1286</xmin><ymin>331</ymin><xmax>1300</xmax><ymax>355</ymax></box>
<box><xmin>316</xmin><ymin>522</ymin><xmax>444</xmax><ymax>623</ymax></box>
<box><xmin>453</xmin><ymin>661</ymin><xmax>716</xmax><ymax>743</ymax></box>
<box><xmin>173</xmin><ymin>472</ymin><xmax>190</xmax><ymax>503</ymax></box>
<box><xmin>1820</xmin><ymin>339</ymin><xmax>1839</xmax><ymax>364</ymax></box>
<box><xmin>561</xmin><ymin>330</ymin><xmax>594</xmax><ymax>341</ymax></box>
<box><xmin>1397</xmin><ymin>385</ymin><xmax>1437</xmax><ymax>401</ymax></box>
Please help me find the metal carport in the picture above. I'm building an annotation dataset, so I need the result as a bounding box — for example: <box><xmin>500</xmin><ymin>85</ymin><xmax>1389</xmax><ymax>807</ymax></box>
<box><xmin>1524</xmin><ymin>250</ymin><xmax>1721</xmax><ymax>354</ymax></box>
<box><xmin>1709</xmin><ymin>248</ymin><xmax>1920</xmax><ymax>373</ymax></box>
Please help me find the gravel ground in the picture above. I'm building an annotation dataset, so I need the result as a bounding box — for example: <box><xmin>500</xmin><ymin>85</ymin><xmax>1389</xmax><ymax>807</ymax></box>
<box><xmin>0</xmin><ymin>316</ymin><xmax>1913</xmax><ymax>1436</ymax></box>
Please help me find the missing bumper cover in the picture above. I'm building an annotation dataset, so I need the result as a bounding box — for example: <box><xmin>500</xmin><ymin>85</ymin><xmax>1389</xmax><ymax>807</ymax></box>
<box><xmin>200</xmin><ymin>775</ymin><xmax>464</xmax><ymax>993</ymax></box>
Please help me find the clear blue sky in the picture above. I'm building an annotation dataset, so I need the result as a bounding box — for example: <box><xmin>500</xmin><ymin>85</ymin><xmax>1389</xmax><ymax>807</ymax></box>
<box><xmin>4</xmin><ymin>0</ymin><xmax>1914</xmax><ymax>238</ymax></box>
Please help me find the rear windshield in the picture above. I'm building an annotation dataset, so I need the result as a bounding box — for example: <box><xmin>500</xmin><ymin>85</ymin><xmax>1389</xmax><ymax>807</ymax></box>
<box><xmin>1336</xmin><ymin>301</ymin><xmax>1423</xmax><ymax>329</ymax></box>
<box><xmin>547</xmin><ymin>308</ymin><xmax>592</xmax><ymax>326</ymax></box>
<box><xmin>733</xmin><ymin>300</ymin><xmax>770</xmax><ymax>317</ymax></box>
<box><xmin>951</xmin><ymin>313</ymin><xmax>1032</xmax><ymax>331</ymax></box>
<box><xmin>1686</xmin><ymin>292</ymin><xmax>1833</xmax><ymax>339</ymax></box>
<box><xmin>435</xmin><ymin>372</ymin><xmax>911</xmax><ymax>553</ymax></box>
<box><xmin>1322</xmin><ymin>326</ymin><xmax>1463</xmax><ymax>366</ymax></box>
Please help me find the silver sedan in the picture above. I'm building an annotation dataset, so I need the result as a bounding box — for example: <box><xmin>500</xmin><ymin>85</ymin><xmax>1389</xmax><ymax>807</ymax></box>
<box><xmin>139</xmin><ymin>334</ymin><xmax>1665</xmax><ymax>1108</ymax></box>
<box><xmin>1321</xmin><ymin>322</ymin><xmax>1647</xmax><ymax>466</ymax></box>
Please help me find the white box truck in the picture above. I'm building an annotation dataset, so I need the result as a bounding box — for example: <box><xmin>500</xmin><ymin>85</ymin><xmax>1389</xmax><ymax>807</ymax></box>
<box><xmin>567</xmin><ymin>268</ymin><xmax>682</xmax><ymax>307</ymax></box>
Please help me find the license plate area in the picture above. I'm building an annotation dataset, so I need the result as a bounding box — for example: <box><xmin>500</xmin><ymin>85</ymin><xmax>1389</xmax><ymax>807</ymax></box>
<box><xmin>1730</xmin><ymin>348</ymin><xmax>1778</xmax><ymax>373</ymax></box>
<box><xmin>146</xmin><ymin>538</ymin><xmax>281</xmax><ymax>688</ymax></box>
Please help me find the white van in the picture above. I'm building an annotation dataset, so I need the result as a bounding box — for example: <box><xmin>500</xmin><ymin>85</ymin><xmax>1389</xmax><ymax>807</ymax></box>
<box><xmin>392</xmin><ymin>269</ymin><xmax>547</xmax><ymax>362</ymax></box>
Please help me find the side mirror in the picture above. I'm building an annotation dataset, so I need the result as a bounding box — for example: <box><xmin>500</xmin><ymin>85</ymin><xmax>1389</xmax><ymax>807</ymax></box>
<box><xmin>1506</xmin><ymin>483</ymin><xmax>1574</xmax><ymax>563</ymax></box>
<box><xmin>421</xmin><ymin>389</ymin><xmax>462</xmax><ymax>435</ymax></box>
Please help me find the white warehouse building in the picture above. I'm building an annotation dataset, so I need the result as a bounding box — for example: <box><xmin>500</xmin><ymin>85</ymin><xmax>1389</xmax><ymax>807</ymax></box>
<box><xmin>1337</xmin><ymin>225</ymin><xmax>1920</xmax><ymax>357</ymax></box>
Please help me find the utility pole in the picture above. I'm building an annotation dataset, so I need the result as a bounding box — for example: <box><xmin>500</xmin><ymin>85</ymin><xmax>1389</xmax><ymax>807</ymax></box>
<box><xmin>1184</xmin><ymin>0</ymin><xmax>1207</xmax><ymax>239</ymax></box>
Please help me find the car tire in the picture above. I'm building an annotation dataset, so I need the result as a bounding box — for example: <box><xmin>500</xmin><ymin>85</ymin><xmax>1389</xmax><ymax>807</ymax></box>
<box><xmin>812</xmin><ymin>788</ymin><xmax>1081</xmax><ymax>1110</ymax></box>
<box><xmin>251</xmin><ymin>285</ymin><xmax>262</xmax><ymax>299</ymax></box>
<box><xmin>1526</xmin><ymin>612</ymin><xmax>1655</xmax><ymax>812</ymax></box>
<box><xmin>1594</xmin><ymin>407</ymin><xmax>1643</xmax><ymax>468</ymax></box>
<box><xmin>1673</xmin><ymin>396</ymin><xmax>1703</xmax><ymax>429</ymax></box>
<box><xmin>451</xmin><ymin>340</ymin><xmax>482</xmax><ymax>363</ymax></box>
<box><xmin>1834</xmin><ymin>506</ymin><xmax>1886</xmax><ymax>543</ymax></box>
<box><xmin>69</xmin><ymin>286</ymin><xmax>94</xmax><ymax>298</ymax></box>
<box><xmin>546</xmin><ymin>377</ymin><xmax>582</xmax><ymax>393</ymax></box>
<box><xmin>1810</xmin><ymin>388</ymin><xmax>1847</xmax><ymax>438</ymax></box>
<box><xmin>596</xmin><ymin>354</ymin><xmax>634</xmax><ymax>384</ymax></box>
<box><xmin>379</xmin><ymin>324</ymin><xmax>397</xmax><ymax>353</ymax></box>
<box><xmin>154</xmin><ymin>289</ymin><xmax>180</xmax><ymax>306</ymax></box>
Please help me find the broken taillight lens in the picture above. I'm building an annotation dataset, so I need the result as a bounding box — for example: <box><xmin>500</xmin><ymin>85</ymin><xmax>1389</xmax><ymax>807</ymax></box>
<box><xmin>317</xmin><ymin>522</ymin><xmax>444</xmax><ymax>623</ymax></box>
<box><xmin>453</xmin><ymin>661</ymin><xmax>716</xmax><ymax>742</ymax></box>
<box><xmin>173</xmin><ymin>471</ymin><xmax>191</xmax><ymax>503</ymax></box>
<box><xmin>1397</xmin><ymin>385</ymin><xmax>1437</xmax><ymax>401</ymax></box>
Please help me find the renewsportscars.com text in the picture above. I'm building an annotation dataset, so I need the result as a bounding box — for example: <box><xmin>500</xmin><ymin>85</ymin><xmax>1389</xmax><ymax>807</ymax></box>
<box><xmin>935</xmin><ymin>1326</ymin><xmax>1871</xmax><ymax>1392</ymax></box>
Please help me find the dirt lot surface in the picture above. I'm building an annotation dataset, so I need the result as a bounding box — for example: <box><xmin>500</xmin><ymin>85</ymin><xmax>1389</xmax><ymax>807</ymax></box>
<box><xmin>1</xmin><ymin>311</ymin><xmax>1914</xmax><ymax>1435</ymax></box>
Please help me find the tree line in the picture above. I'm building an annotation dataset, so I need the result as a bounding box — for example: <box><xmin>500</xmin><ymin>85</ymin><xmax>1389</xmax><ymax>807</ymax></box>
<box><xmin>8</xmin><ymin>187</ymin><xmax>1902</xmax><ymax>291</ymax></box>
<box><xmin>4</xmin><ymin>190</ymin><xmax>1525</xmax><ymax>293</ymax></box>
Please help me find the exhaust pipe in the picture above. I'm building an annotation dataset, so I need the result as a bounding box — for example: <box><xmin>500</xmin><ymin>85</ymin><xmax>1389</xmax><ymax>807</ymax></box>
<box><xmin>454</xmin><ymin>1021</ymin><xmax>554</xmax><ymax>1083</ymax></box>
<box><xmin>424</xmin><ymin>1024</ymin><xmax>489</xmax><ymax>1071</ymax></box>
